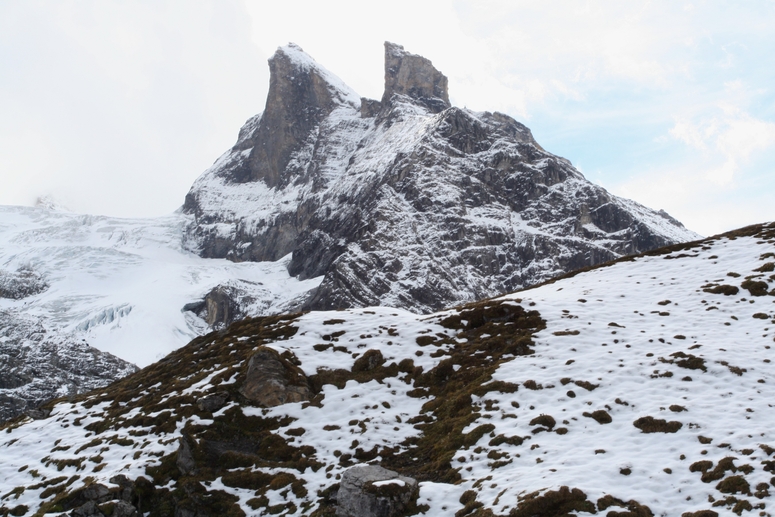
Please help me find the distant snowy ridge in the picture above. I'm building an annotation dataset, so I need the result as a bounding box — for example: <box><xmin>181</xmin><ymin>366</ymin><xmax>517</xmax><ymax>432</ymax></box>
<box><xmin>1</xmin><ymin>221</ymin><xmax>772</xmax><ymax>517</ymax></box>
<box><xmin>184</xmin><ymin>42</ymin><xmax>700</xmax><ymax>314</ymax></box>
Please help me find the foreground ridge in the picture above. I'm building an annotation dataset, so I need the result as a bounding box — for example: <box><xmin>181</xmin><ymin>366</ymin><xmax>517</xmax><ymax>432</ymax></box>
<box><xmin>1</xmin><ymin>221</ymin><xmax>773</xmax><ymax>516</ymax></box>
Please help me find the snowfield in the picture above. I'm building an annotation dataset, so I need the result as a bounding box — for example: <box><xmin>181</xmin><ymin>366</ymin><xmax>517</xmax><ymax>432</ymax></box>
<box><xmin>0</xmin><ymin>222</ymin><xmax>772</xmax><ymax>516</ymax></box>
<box><xmin>0</xmin><ymin>205</ymin><xmax>322</xmax><ymax>367</ymax></box>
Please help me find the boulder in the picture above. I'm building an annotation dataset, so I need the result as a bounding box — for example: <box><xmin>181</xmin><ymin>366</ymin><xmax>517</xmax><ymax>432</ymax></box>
<box><xmin>26</xmin><ymin>408</ymin><xmax>51</xmax><ymax>420</ymax></box>
<box><xmin>111</xmin><ymin>501</ymin><xmax>139</xmax><ymax>517</ymax></box>
<box><xmin>176</xmin><ymin>436</ymin><xmax>197</xmax><ymax>475</ymax></box>
<box><xmin>109</xmin><ymin>475</ymin><xmax>135</xmax><ymax>503</ymax></box>
<box><xmin>202</xmin><ymin>286</ymin><xmax>239</xmax><ymax>328</ymax></box>
<box><xmin>239</xmin><ymin>347</ymin><xmax>311</xmax><ymax>407</ymax></box>
<box><xmin>69</xmin><ymin>501</ymin><xmax>99</xmax><ymax>517</ymax></box>
<box><xmin>196</xmin><ymin>392</ymin><xmax>229</xmax><ymax>413</ymax></box>
<box><xmin>65</xmin><ymin>484</ymin><xmax>113</xmax><ymax>516</ymax></box>
<box><xmin>336</xmin><ymin>465</ymin><xmax>419</xmax><ymax>517</ymax></box>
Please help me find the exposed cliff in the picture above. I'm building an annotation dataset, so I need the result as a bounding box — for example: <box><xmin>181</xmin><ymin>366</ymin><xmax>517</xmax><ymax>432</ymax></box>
<box><xmin>0</xmin><ymin>309</ymin><xmax>137</xmax><ymax>422</ymax></box>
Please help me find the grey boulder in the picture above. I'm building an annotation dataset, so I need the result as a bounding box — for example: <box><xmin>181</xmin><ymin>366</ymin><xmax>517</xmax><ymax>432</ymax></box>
<box><xmin>336</xmin><ymin>465</ymin><xmax>419</xmax><ymax>517</ymax></box>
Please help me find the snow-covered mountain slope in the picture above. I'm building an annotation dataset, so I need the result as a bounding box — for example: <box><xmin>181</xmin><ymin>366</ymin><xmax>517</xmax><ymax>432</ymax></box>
<box><xmin>183</xmin><ymin>42</ymin><xmax>700</xmax><ymax>314</ymax></box>
<box><xmin>2</xmin><ymin>222</ymin><xmax>772</xmax><ymax>517</ymax></box>
<box><xmin>0</xmin><ymin>308</ymin><xmax>137</xmax><ymax>423</ymax></box>
<box><xmin>0</xmin><ymin>206</ymin><xmax>321</xmax><ymax>367</ymax></box>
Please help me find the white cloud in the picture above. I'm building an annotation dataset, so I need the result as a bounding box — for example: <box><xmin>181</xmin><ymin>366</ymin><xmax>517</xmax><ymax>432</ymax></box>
<box><xmin>670</xmin><ymin>109</ymin><xmax>775</xmax><ymax>185</ymax></box>
<box><xmin>0</xmin><ymin>0</ymin><xmax>268</xmax><ymax>217</ymax></box>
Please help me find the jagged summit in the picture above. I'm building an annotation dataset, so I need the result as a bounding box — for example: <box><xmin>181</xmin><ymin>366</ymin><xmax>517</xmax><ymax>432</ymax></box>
<box><xmin>211</xmin><ymin>43</ymin><xmax>359</xmax><ymax>187</ymax></box>
<box><xmin>182</xmin><ymin>43</ymin><xmax>699</xmax><ymax>317</ymax></box>
<box><xmin>380</xmin><ymin>41</ymin><xmax>450</xmax><ymax>113</ymax></box>
<box><xmin>360</xmin><ymin>41</ymin><xmax>451</xmax><ymax>117</ymax></box>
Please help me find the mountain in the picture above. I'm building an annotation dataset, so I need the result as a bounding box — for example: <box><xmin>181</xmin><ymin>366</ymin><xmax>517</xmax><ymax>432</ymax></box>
<box><xmin>0</xmin><ymin>42</ymin><xmax>700</xmax><ymax>423</ymax></box>
<box><xmin>1</xmin><ymin>221</ymin><xmax>772</xmax><ymax>517</ymax></box>
<box><xmin>182</xmin><ymin>42</ymin><xmax>700</xmax><ymax>314</ymax></box>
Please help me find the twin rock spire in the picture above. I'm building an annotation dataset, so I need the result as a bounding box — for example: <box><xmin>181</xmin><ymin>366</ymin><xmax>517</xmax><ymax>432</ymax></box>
<box><xmin>238</xmin><ymin>42</ymin><xmax>450</xmax><ymax>187</ymax></box>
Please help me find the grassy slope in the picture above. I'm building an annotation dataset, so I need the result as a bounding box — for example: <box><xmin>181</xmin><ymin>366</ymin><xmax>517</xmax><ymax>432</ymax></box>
<box><xmin>0</xmin><ymin>222</ymin><xmax>773</xmax><ymax>517</ymax></box>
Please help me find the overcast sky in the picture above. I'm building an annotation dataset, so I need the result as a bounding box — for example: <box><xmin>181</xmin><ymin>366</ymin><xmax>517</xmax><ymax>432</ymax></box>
<box><xmin>1</xmin><ymin>1</ymin><xmax>773</xmax><ymax>236</ymax></box>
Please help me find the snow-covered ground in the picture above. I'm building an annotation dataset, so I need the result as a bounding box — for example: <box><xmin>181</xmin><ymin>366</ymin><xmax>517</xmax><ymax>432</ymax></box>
<box><xmin>0</xmin><ymin>223</ymin><xmax>773</xmax><ymax>516</ymax></box>
<box><xmin>0</xmin><ymin>205</ymin><xmax>322</xmax><ymax>366</ymax></box>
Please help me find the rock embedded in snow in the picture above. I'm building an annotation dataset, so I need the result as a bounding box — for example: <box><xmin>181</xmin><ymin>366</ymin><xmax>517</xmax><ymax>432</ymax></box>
<box><xmin>336</xmin><ymin>465</ymin><xmax>419</xmax><ymax>517</ymax></box>
<box><xmin>0</xmin><ymin>266</ymin><xmax>48</xmax><ymax>299</ymax></box>
<box><xmin>195</xmin><ymin>391</ymin><xmax>229</xmax><ymax>413</ymax></box>
<box><xmin>183</xmin><ymin>41</ymin><xmax>700</xmax><ymax>314</ymax></box>
<box><xmin>238</xmin><ymin>346</ymin><xmax>311</xmax><ymax>407</ymax></box>
<box><xmin>176</xmin><ymin>436</ymin><xmax>197</xmax><ymax>476</ymax></box>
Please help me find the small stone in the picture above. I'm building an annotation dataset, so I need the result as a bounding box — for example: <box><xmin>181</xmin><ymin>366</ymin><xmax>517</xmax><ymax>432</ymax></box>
<box><xmin>336</xmin><ymin>465</ymin><xmax>419</xmax><ymax>517</ymax></box>
<box><xmin>196</xmin><ymin>392</ymin><xmax>229</xmax><ymax>413</ymax></box>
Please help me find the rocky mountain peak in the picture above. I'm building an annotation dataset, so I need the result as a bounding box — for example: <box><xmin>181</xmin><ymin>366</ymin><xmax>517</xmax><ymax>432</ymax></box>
<box><xmin>380</xmin><ymin>41</ymin><xmax>450</xmax><ymax>113</ymax></box>
<box><xmin>221</xmin><ymin>43</ymin><xmax>359</xmax><ymax>187</ymax></box>
<box><xmin>183</xmin><ymin>42</ymin><xmax>700</xmax><ymax>317</ymax></box>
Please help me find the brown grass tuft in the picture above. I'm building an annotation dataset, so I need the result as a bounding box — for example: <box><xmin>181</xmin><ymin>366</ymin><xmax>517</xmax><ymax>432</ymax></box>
<box><xmin>633</xmin><ymin>416</ymin><xmax>682</xmax><ymax>433</ymax></box>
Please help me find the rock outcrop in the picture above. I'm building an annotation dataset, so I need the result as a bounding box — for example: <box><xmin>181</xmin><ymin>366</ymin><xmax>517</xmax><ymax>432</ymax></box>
<box><xmin>0</xmin><ymin>266</ymin><xmax>48</xmax><ymax>299</ymax></box>
<box><xmin>336</xmin><ymin>465</ymin><xmax>419</xmax><ymax>517</ymax></box>
<box><xmin>183</xmin><ymin>42</ymin><xmax>700</xmax><ymax>314</ymax></box>
<box><xmin>381</xmin><ymin>42</ymin><xmax>449</xmax><ymax>112</ymax></box>
<box><xmin>0</xmin><ymin>309</ymin><xmax>137</xmax><ymax>422</ymax></box>
<box><xmin>234</xmin><ymin>43</ymin><xmax>359</xmax><ymax>188</ymax></box>
<box><xmin>238</xmin><ymin>346</ymin><xmax>311</xmax><ymax>407</ymax></box>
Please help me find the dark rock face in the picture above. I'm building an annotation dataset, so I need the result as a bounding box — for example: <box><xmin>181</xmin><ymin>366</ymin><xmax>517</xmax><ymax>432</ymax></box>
<box><xmin>238</xmin><ymin>347</ymin><xmax>311</xmax><ymax>407</ymax></box>
<box><xmin>0</xmin><ymin>309</ymin><xmax>137</xmax><ymax>423</ymax></box>
<box><xmin>61</xmin><ymin>476</ymin><xmax>144</xmax><ymax>517</ymax></box>
<box><xmin>183</xmin><ymin>42</ymin><xmax>699</xmax><ymax>314</ymax></box>
<box><xmin>199</xmin><ymin>285</ymin><xmax>240</xmax><ymax>328</ymax></box>
<box><xmin>183</xmin><ymin>280</ymin><xmax>294</xmax><ymax>329</ymax></box>
<box><xmin>336</xmin><ymin>465</ymin><xmax>419</xmax><ymax>517</ymax></box>
<box><xmin>0</xmin><ymin>266</ymin><xmax>48</xmax><ymax>299</ymax></box>
<box><xmin>381</xmin><ymin>42</ymin><xmax>449</xmax><ymax>113</ymax></box>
